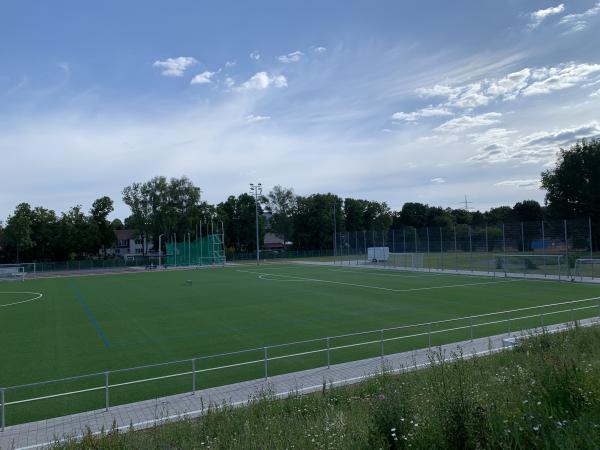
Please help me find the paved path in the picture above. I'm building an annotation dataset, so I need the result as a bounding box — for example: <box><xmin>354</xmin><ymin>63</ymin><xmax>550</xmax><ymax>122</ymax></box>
<box><xmin>2</xmin><ymin>317</ymin><xmax>598</xmax><ymax>449</ymax></box>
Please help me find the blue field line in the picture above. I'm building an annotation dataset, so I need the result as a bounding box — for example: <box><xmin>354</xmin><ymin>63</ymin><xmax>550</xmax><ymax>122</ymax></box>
<box><xmin>69</xmin><ymin>281</ymin><xmax>110</xmax><ymax>348</ymax></box>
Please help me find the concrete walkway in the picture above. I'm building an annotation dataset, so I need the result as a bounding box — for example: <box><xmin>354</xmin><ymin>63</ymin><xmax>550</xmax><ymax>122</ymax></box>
<box><xmin>1</xmin><ymin>318</ymin><xmax>598</xmax><ymax>450</ymax></box>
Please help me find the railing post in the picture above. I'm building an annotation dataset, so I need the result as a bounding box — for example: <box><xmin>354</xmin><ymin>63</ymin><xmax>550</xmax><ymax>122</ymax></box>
<box><xmin>541</xmin><ymin>308</ymin><xmax>544</xmax><ymax>328</ymax></box>
<box><xmin>192</xmin><ymin>358</ymin><xmax>196</xmax><ymax>394</ymax></box>
<box><xmin>571</xmin><ymin>308</ymin><xmax>575</xmax><ymax>324</ymax></box>
<box><xmin>326</xmin><ymin>337</ymin><xmax>330</xmax><ymax>369</ymax></box>
<box><xmin>470</xmin><ymin>317</ymin><xmax>473</xmax><ymax>341</ymax></box>
<box><xmin>105</xmin><ymin>372</ymin><xmax>110</xmax><ymax>411</ymax></box>
<box><xmin>508</xmin><ymin>313</ymin><xmax>512</xmax><ymax>335</ymax></box>
<box><xmin>428</xmin><ymin>323</ymin><xmax>432</xmax><ymax>348</ymax></box>
<box><xmin>1</xmin><ymin>388</ymin><xmax>5</xmax><ymax>432</ymax></box>
<box><xmin>380</xmin><ymin>330</ymin><xmax>384</xmax><ymax>359</ymax></box>
<box><xmin>264</xmin><ymin>347</ymin><xmax>268</xmax><ymax>380</ymax></box>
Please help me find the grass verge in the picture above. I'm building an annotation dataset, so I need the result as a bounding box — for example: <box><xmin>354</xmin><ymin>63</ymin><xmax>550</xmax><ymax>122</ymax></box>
<box><xmin>53</xmin><ymin>324</ymin><xmax>600</xmax><ymax>449</ymax></box>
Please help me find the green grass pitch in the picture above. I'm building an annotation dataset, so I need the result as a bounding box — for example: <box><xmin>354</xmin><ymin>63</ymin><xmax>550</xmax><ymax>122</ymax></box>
<box><xmin>1</xmin><ymin>262</ymin><xmax>599</xmax><ymax>425</ymax></box>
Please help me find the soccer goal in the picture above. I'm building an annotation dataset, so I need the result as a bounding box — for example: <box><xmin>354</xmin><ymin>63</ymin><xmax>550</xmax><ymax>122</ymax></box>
<box><xmin>573</xmin><ymin>258</ymin><xmax>600</xmax><ymax>280</ymax></box>
<box><xmin>493</xmin><ymin>254</ymin><xmax>564</xmax><ymax>279</ymax></box>
<box><xmin>0</xmin><ymin>264</ymin><xmax>27</xmax><ymax>282</ymax></box>
<box><xmin>387</xmin><ymin>252</ymin><xmax>425</xmax><ymax>269</ymax></box>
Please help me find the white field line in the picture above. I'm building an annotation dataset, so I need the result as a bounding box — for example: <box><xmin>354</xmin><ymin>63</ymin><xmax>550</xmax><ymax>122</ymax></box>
<box><xmin>237</xmin><ymin>270</ymin><xmax>522</xmax><ymax>293</ymax></box>
<box><xmin>327</xmin><ymin>268</ymin><xmax>482</xmax><ymax>279</ymax></box>
<box><xmin>0</xmin><ymin>292</ymin><xmax>43</xmax><ymax>308</ymax></box>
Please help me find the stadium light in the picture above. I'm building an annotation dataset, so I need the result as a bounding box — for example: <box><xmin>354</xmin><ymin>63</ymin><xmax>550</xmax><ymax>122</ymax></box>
<box><xmin>158</xmin><ymin>234</ymin><xmax>165</xmax><ymax>268</ymax></box>
<box><xmin>250</xmin><ymin>183</ymin><xmax>262</xmax><ymax>265</ymax></box>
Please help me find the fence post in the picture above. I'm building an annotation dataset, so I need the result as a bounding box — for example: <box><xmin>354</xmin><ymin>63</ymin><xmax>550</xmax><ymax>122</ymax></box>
<box><xmin>508</xmin><ymin>313</ymin><xmax>512</xmax><ymax>335</ymax></box>
<box><xmin>105</xmin><ymin>372</ymin><xmax>110</xmax><ymax>411</ymax></box>
<box><xmin>468</xmin><ymin>226</ymin><xmax>473</xmax><ymax>272</ymax></box>
<box><xmin>1</xmin><ymin>388</ymin><xmax>5</xmax><ymax>431</ymax></box>
<box><xmin>590</xmin><ymin>217</ymin><xmax>594</xmax><ymax>280</ymax></box>
<box><xmin>470</xmin><ymin>317</ymin><xmax>473</xmax><ymax>341</ymax></box>
<box><xmin>428</xmin><ymin>323</ymin><xmax>432</xmax><ymax>348</ymax></box>
<box><xmin>192</xmin><ymin>358</ymin><xmax>196</xmax><ymax>394</ymax></box>
<box><xmin>426</xmin><ymin>227</ymin><xmax>430</xmax><ymax>272</ymax></box>
<box><xmin>541</xmin><ymin>308</ymin><xmax>544</xmax><ymax>328</ymax></box>
<box><xmin>380</xmin><ymin>330</ymin><xmax>384</xmax><ymax>359</ymax></box>
<box><xmin>264</xmin><ymin>347</ymin><xmax>268</xmax><ymax>380</ymax></box>
<box><xmin>564</xmin><ymin>220</ymin><xmax>569</xmax><ymax>279</ymax></box>
<box><xmin>485</xmin><ymin>225</ymin><xmax>489</xmax><ymax>273</ymax></box>
<box><xmin>327</xmin><ymin>337</ymin><xmax>330</xmax><ymax>368</ymax></box>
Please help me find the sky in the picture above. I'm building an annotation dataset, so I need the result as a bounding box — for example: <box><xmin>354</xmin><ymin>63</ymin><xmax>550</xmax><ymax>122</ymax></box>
<box><xmin>1</xmin><ymin>0</ymin><xmax>599</xmax><ymax>220</ymax></box>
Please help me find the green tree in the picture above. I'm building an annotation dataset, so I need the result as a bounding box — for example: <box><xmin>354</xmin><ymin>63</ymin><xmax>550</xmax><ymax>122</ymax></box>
<box><xmin>266</xmin><ymin>185</ymin><xmax>296</xmax><ymax>248</ymax></box>
<box><xmin>512</xmin><ymin>200</ymin><xmax>543</xmax><ymax>223</ymax></box>
<box><xmin>217</xmin><ymin>194</ymin><xmax>265</xmax><ymax>252</ymax></box>
<box><xmin>90</xmin><ymin>196</ymin><xmax>115</xmax><ymax>257</ymax></box>
<box><xmin>4</xmin><ymin>203</ymin><xmax>34</xmax><ymax>262</ymax></box>
<box><xmin>292</xmin><ymin>194</ymin><xmax>343</xmax><ymax>250</ymax></box>
<box><xmin>541</xmin><ymin>139</ymin><xmax>600</xmax><ymax>221</ymax></box>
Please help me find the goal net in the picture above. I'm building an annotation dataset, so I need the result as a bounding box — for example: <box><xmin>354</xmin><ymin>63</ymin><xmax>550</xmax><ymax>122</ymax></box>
<box><xmin>388</xmin><ymin>252</ymin><xmax>425</xmax><ymax>269</ymax></box>
<box><xmin>574</xmin><ymin>258</ymin><xmax>600</xmax><ymax>280</ymax></box>
<box><xmin>0</xmin><ymin>264</ymin><xmax>26</xmax><ymax>282</ymax></box>
<box><xmin>493</xmin><ymin>254</ymin><xmax>564</xmax><ymax>278</ymax></box>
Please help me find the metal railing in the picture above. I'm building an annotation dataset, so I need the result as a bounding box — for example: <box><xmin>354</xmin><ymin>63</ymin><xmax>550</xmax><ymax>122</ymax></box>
<box><xmin>1</xmin><ymin>296</ymin><xmax>599</xmax><ymax>430</ymax></box>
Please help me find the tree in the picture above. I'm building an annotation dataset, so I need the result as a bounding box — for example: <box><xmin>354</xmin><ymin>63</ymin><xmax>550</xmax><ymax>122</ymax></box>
<box><xmin>123</xmin><ymin>176</ymin><xmax>205</xmax><ymax>251</ymax></box>
<box><xmin>512</xmin><ymin>200</ymin><xmax>543</xmax><ymax>223</ymax></box>
<box><xmin>400</xmin><ymin>203</ymin><xmax>429</xmax><ymax>228</ymax></box>
<box><xmin>541</xmin><ymin>139</ymin><xmax>600</xmax><ymax>221</ymax></box>
<box><xmin>216</xmin><ymin>194</ymin><xmax>265</xmax><ymax>252</ymax></box>
<box><xmin>485</xmin><ymin>206</ymin><xmax>513</xmax><ymax>225</ymax></box>
<box><xmin>291</xmin><ymin>194</ymin><xmax>343</xmax><ymax>250</ymax></box>
<box><xmin>90</xmin><ymin>196</ymin><xmax>114</xmax><ymax>257</ymax></box>
<box><xmin>4</xmin><ymin>203</ymin><xmax>34</xmax><ymax>262</ymax></box>
<box><xmin>266</xmin><ymin>185</ymin><xmax>296</xmax><ymax>248</ymax></box>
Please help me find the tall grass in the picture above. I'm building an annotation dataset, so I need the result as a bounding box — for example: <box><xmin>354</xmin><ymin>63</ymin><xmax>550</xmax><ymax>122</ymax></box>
<box><xmin>54</xmin><ymin>325</ymin><xmax>600</xmax><ymax>449</ymax></box>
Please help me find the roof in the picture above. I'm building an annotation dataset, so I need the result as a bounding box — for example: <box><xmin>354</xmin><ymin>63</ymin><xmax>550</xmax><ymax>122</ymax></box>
<box><xmin>263</xmin><ymin>233</ymin><xmax>284</xmax><ymax>245</ymax></box>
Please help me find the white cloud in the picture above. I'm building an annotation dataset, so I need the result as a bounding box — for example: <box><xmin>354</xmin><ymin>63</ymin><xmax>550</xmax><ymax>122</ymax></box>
<box><xmin>522</xmin><ymin>63</ymin><xmax>600</xmax><ymax>96</ymax></box>
<box><xmin>486</xmin><ymin>68</ymin><xmax>531</xmax><ymax>100</ymax></box>
<box><xmin>249</xmin><ymin>51</ymin><xmax>261</xmax><ymax>61</ymax></box>
<box><xmin>313</xmin><ymin>46</ymin><xmax>327</xmax><ymax>54</ymax></box>
<box><xmin>278</xmin><ymin>51</ymin><xmax>305</xmax><ymax>63</ymax></box>
<box><xmin>190</xmin><ymin>71</ymin><xmax>216</xmax><ymax>85</ymax></box>
<box><xmin>153</xmin><ymin>57</ymin><xmax>198</xmax><ymax>77</ymax></box>
<box><xmin>494</xmin><ymin>179</ymin><xmax>540</xmax><ymax>189</ymax></box>
<box><xmin>237</xmin><ymin>72</ymin><xmax>288</xmax><ymax>91</ymax></box>
<box><xmin>436</xmin><ymin>113</ymin><xmax>502</xmax><ymax>133</ymax></box>
<box><xmin>468</xmin><ymin>121</ymin><xmax>600</xmax><ymax>165</ymax></box>
<box><xmin>246</xmin><ymin>114</ymin><xmax>271</xmax><ymax>123</ymax></box>
<box><xmin>528</xmin><ymin>4</ymin><xmax>565</xmax><ymax>29</ymax></box>
<box><xmin>224</xmin><ymin>77</ymin><xmax>235</xmax><ymax>88</ymax></box>
<box><xmin>559</xmin><ymin>1</ymin><xmax>600</xmax><ymax>32</ymax></box>
<box><xmin>591</xmin><ymin>88</ymin><xmax>600</xmax><ymax>97</ymax></box>
<box><xmin>392</xmin><ymin>106</ymin><xmax>452</xmax><ymax>122</ymax></box>
<box><xmin>430</xmin><ymin>177</ymin><xmax>445</xmax><ymax>184</ymax></box>
<box><xmin>225</xmin><ymin>60</ymin><xmax>236</xmax><ymax>68</ymax></box>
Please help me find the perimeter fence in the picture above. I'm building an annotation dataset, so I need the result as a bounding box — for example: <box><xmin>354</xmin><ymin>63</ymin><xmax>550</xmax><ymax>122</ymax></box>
<box><xmin>334</xmin><ymin>218</ymin><xmax>598</xmax><ymax>279</ymax></box>
<box><xmin>1</xmin><ymin>296</ymin><xmax>600</xmax><ymax>430</ymax></box>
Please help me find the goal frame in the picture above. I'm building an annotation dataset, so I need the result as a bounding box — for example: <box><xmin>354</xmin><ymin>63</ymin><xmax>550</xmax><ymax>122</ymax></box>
<box><xmin>0</xmin><ymin>264</ymin><xmax>27</xmax><ymax>282</ymax></box>
<box><xmin>493</xmin><ymin>254</ymin><xmax>564</xmax><ymax>279</ymax></box>
<box><xmin>573</xmin><ymin>258</ymin><xmax>600</xmax><ymax>280</ymax></box>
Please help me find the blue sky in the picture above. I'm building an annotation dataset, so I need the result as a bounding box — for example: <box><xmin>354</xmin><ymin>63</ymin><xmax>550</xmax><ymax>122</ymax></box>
<box><xmin>1</xmin><ymin>0</ymin><xmax>600</xmax><ymax>220</ymax></box>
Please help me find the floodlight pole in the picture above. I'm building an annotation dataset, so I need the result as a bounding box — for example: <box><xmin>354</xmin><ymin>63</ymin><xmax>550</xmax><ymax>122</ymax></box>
<box><xmin>250</xmin><ymin>183</ymin><xmax>262</xmax><ymax>265</ymax></box>
<box><xmin>158</xmin><ymin>234</ymin><xmax>165</xmax><ymax>268</ymax></box>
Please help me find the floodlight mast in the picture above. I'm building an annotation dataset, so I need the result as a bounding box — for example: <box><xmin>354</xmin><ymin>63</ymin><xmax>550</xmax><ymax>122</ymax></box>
<box><xmin>250</xmin><ymin>183</ymin><xmax>262</xmax><ymax>265</ymax></box>
<box><xmin>158</xmin><ymin>234</ymin><xmax>165</xmax><ymax>267</ymax></box>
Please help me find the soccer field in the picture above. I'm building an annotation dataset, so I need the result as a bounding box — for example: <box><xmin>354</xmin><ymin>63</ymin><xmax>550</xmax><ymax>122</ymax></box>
<box><xmin>1</xmin><ymin>262</ymin><xmax>599</xmax><ymax>426</ymax></box>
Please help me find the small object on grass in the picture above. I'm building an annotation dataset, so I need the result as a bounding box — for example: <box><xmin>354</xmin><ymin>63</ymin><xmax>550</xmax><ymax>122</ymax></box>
<box><xmin>186</xmin><ymin>280</ymin><xmax>192</xmax><ymax>286</ymax></box>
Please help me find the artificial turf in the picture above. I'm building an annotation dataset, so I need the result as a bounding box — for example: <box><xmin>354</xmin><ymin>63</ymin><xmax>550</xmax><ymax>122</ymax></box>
<box><xmin>1</xmin><ymin>262</ymin><xmax>599</xmax><ymax>425</ymax></box>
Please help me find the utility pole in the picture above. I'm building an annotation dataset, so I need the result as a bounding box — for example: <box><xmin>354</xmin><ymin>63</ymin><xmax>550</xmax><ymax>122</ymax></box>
<box><xmin>250</xmin><ymin>183</ymin><xmax>262</xmax><ymax>265</ymax></box>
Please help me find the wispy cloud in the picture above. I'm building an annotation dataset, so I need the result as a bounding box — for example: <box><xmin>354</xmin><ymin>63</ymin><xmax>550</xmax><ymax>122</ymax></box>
<box><xmin>522</xmin><ymin>63</ymin><xmax>600</xmax><ymax>96</ymax></box>
<box><xmin>313</xmin><ymin>46</ymin><xmax>327</xmax><ymax>54</ymax></box>
<box><xmin>190</xmin><ymin>71</ymin><xmax>216</xmax><ymax>85</ymax></box>
<box><xmin>528</xmin><ymin>3</ymin><xmax>565</xmax><ymax>29</ymax></box>
<box><xmin>278</xmin><ymin>50</ymin><xmax>304</xmax><ymax>63</ymax></box>
<box><xmin>237</xmin><ymin>72</ymin><xmax>287</xmax><ymax>91</ymax></box>
<box><xmin>249</xmin><ymin>51</ymin><xmax>261</xmax><ymax>61</ymax></box>
<box><xmin>494</xmin><ymin>179</ymin><xmax>540</xmax><ymax>189</ymax></box>
<box><xmin>436</xmin><ymin>113</ymin><xmax>502</xmax><ymax>133</ymax></box>
<box><xmin>559</xmin><ymin>1</ymin><xmax>600</xmax><ymax>32</ymax></box>
<box><xmin>430</xmin><ymin>177</ymin><xmax>446</xmax><ymax>184</ymax></box>
<box><xmin>591</xmin><ymin>88</ymin><xmax>600</xmax><ymax>97</ymax></box>
<box><xmin>153</xmin><ymin>57</ymin><xmax>197</xmax><ymax>77</ymax></box>
<box><xmin>246</xmin><ymin>114</ymin><xmax>271</xmax><ymax>123</ymax></box>
<box><xmin>391</xmin><ymin>106</ymin><xmax>452</xmax><ymax>122</ymax></box>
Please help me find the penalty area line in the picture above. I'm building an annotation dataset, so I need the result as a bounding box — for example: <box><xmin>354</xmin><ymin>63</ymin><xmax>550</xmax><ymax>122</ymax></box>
<box><xmin>236</xmin><ymin>269</ymin><xmax>522</xmax><ymax>293</ymax></box>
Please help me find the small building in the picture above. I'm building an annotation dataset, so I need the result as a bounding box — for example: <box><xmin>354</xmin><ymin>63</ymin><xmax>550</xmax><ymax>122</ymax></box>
<box><xmin>263</xmin><ymin>233</ymin><xmax>291</xmax><ymax>250</ymax></box>
<box><xmin>105</xmin><ymin>230</ymin><xmax>154</xmax><ymax>260</ymax></box>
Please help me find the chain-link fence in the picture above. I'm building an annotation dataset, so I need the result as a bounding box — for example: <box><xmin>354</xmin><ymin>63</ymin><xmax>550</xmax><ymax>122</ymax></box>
<box><xmin>334</xmin><ymin>218</ymin><xmax>597</xmax><ymax>280</ymax></box>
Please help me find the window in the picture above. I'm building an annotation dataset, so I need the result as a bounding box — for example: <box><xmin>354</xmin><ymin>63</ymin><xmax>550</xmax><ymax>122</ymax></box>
<box><xmin>118</xmin><ymin>239</ymin><xmax>129</xmax><ymax>248</ymax></box>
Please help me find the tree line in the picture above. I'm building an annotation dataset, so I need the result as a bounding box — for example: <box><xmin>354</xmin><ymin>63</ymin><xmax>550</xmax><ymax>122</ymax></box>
<box><xmin>1</xmin><ymin>138</ymin><xmax>598</xmax><ymax>262</ymax></box>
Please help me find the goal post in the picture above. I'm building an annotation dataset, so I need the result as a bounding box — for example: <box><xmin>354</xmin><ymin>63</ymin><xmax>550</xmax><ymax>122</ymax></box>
<box><xmin>574</xmin><ymin>258</ymin><xmax>600</xmax><ymax>280</ymax></box>
<box><xmin>387</xmin><ymin>252</ymin><xmax>424</xmax><ymax>269</ymax></box>
<box><xmin>493</xmin><ymin>254</ymin><xmax>564</xmax><ymax>279</ymax></box>
<box><xmin>0</xmin><ymin>264</ymin><xmax>27</xmax><ymax>282</ymax></box>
